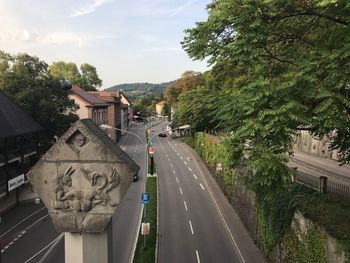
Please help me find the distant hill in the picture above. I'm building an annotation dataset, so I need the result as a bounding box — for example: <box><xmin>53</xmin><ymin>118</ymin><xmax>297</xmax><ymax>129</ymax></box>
<box><xmin>104</xmin><ymin>81</ymin><xmax>175</xmax><ymax>100</ymax></box>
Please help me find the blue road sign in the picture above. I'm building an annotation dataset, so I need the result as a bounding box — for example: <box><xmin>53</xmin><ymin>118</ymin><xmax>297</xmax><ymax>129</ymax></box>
<box><xmin>141</xmin><ymin>192</ymin><xmax>150</xmax><ymax>204</ymax></box>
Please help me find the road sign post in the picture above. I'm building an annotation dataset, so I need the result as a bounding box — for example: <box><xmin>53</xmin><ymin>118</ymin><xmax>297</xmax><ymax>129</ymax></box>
<box><xmin>141</xmin><ymin>193</ymin><xmax>150</xmax><ymax>249</ymax></box>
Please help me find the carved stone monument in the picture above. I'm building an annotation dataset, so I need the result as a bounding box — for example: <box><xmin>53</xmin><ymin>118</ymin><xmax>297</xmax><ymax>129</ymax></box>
<box><xmin>27</xmin><ymin>119</ymin><xmax>140</xmax><ymax>233</ymax></box>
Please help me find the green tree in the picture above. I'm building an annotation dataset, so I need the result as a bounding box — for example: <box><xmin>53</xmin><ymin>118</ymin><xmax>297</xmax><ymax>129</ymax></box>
<box><xmin>0</xmin><ymin>51</ymin><xmax>78</xmax><ymax>149</ymax></box>
<box><xmin>79</xmin><ymin>63</ymin><xmax>102</xmax><ymax>91</ymax></box>
<box><xmin>49</xmin><ymin>61</ymin><xmax>81</xmax><ymax>85</ymax></box>
<box><xmin>182</xmin><ymin>0</ymin><xmax>350</xmax><ymax>169</ymax></box>
<box><xmin>173</xmin><ymin>85</ymin><xmax>217</xmax><ymax>131</ymax></box>
<box><xmin>49</xmin><ymin>61</ymin><xmax>102</xmax><ymax>91</ymax></box>
<box><xmin>165</xmin><ymin>70</ymin><xmax>205</xmax><ymax>104</ymax></box>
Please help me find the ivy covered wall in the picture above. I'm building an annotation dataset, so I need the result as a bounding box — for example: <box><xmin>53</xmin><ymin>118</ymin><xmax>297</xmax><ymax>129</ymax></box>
<box><xmin>186</xmin><ymin>132</ymin><xmax>350</xmax><ymax>263</ymax></box>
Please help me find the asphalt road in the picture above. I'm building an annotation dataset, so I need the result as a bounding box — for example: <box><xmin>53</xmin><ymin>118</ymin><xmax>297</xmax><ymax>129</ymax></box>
<box><xmin>1</xmin><ymin>122</ymin><xmax>146</xmax><ymax>263</ymax></box>
<box><xmin>0</xmin><ymin>204</ymin><xmax>58</xmax><ymax>263</ymax></box>
<box><xmin>153</xmin><ymin>124</ymin><xmax>242</xmax><ymax>263</ymax></box>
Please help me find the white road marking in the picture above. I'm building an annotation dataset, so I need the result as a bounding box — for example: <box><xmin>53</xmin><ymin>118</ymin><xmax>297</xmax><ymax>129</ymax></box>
<box><xmin>9</xmin><ymin>241</ymin><xmax>14</xmax><ymax>245</ymax></box>
<box><xmin>184</xmin><ymin>161</ymin><xmax>187</xmax><ymax>165</ymax></box>
<box><xmin>173</xmin><ymin>169</ymin><xmax>176</xmax><ymax>174</ymax></box>
<box><xmin>1</xmin><ymin>250</ymin><xmax>4</xmax><ymax>253</ymax></box>
<box><xmin>184</xmin><ymin>201</ymin><xmax>188</xmax><ymax>211</ymax></box>
<box><xmin>193</xmin><ymin>174</ymin><xmax>198</xmax><ymax>180</ymax></box>
<box><xmin>4</xmin><ymin>246</ymin><xmax>9</xmax><ymax>250</ymax></box>
<box><xmin>168</xmin><ymin>158</ymin><xmax>171</xmax><ymax>162</ymax></box>
<box><xmin>180</xmin><ymin>157</ymin><xmax>183</xmax><ymax>160</ymax></box>
<box><xmin>191</xmin><ymin>153</ymin><xmax>246</xmax><ymax>263</ymax></box>
<box><xmin>196</xmin><ymin>250</ymin><xmax>201</xmax><ymax>263</ymax></box>
<box><xmin>176</xmin><ymin>177</ymin><xmax>179</xmax><ymax>183</ymax></box>
<box><xmin>179</xmin><ymin>188</ymin><xmax>183</xmax><ymax>195</ymax></box>
<box><xmin>189</xmin><ymin>220</ymin><xmax>194</xmax><ymax>235</ymax></box>
<box><xmin>188</xmin><ymin>167</ymin><xmax>192</xmax><ymax>172</ymax></box>
<box><xmin>0</xmin><ymin>207</ymin><xmax>46</xmax><ymax>240</ymax></box>
<box><xmin>24</xmin><ymin>234</ymin><xmax>63</xmax><ymax>263</ymax></box>
<box><xmin>200</xmin><ymin>183</ymin><xmax>205</xmax><ymax>190</ymax></box>
<box><xmin>170</xmin><ymin>163</ymin><xmax>173</xmax><ymax>168</ymax></box>
<box><xmin>17</xmin><ymin>234</ymin><xmax>22</xmax><ymax>238</ymax></box>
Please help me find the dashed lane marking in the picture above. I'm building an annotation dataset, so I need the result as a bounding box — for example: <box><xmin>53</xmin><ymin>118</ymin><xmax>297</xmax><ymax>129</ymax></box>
<box><xmin>200</xmin><ymin>183</ymin><xmax>205</xmax><ymax>190</ymax></box>
<box><xmin>184</xmin><ymin>201</ymin><xmax>188</xmax><ymax>211</ymax></box>
<box><xmin>189</xmin><ymin>220</ymin><xmax>194</xmax><ymax>235</ymax></box>
<box><xmin>196</xmin><ymin>250</ymin><xmax>201</xmax><ymax>263</ymax></box>
<box><xmin>179</xmin><ymin>188</ymin><xmax>183</xmax><ymax>195</ymax></box>
<box><xmin>188</xmin><ymin>167</ymin><xmax>192</xmax><ymax>172</ymax></box>
<box><xmin>193</xmin><ymin>174</ymin><xmax>198</xmax><ymax>180</ymax></box>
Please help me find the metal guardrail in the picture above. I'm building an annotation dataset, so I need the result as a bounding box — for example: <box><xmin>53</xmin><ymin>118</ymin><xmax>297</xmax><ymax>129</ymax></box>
<box><xmin>293</xmin><ymin>170</ymin><xmax>350</xmax><ymax>198</ymax></box>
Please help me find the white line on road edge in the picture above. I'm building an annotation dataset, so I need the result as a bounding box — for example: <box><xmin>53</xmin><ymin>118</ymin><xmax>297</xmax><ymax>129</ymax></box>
<box><xmin>189</xmin><ymin>220</ymin><xmax>194</xmax><ymax>235</ymax></box>
<box><xmin>37</xmin><ymin>233</ymin><xmax>64</xmax><ymax>263</ymax></box>
<box><xmin>0</xmin><ymin>207</ymin><xmax>46</xmax><ymax>240</ymax></box>
<box><xmin>25</xmin><ymin>234</ymin><xmax>63</xmax><ymax>263</ymax></box>
<box><xmin>179</xmin><ymin>188</ymin><xmax>183</xmax><ymax>195</ymax></box>
<box><xmin>120</xmin><ymin>133</ymin><xmax>129</xmax><ymax>147</ymax></box>
<box><xmin>200</xmin><ymin>183</ymin><xmax>205</xmax><ymax>190</ymax></box>
<box><xmin>196</xmin><ymin>250</ymin><xmax>201</xmax><ymax>263</ymax></box>
<box><xmin>191</xmin><ymin>148</ymin><xmax>246</xmax><ymax>263</ymax></box>
<box><xmin>184</xmin><ymin>201</ymin><xmax>188</xmax><ymax>211</ymax></box>
<box><xmin>193</xmin><ymin>174</ymin><xmax>198</xmax><ymax>180</ymax></box>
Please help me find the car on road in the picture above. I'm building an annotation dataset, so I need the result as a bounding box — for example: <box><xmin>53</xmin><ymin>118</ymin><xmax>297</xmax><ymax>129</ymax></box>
<box><xmin>133</xmin><ymin>173</ymin><xmax>139</xmax><ymax>182</ymax></box>
<box><xmin>158</xmin><ymin>133</ymin><xmax>167</xmax><ymax>137</ymax></box>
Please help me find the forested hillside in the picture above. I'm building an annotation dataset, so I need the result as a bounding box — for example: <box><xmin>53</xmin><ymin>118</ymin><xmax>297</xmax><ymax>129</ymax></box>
<box><xmin>104</xmin><ymin>81</ymin><xmax>174</xmax><ymax>99</ymax></box>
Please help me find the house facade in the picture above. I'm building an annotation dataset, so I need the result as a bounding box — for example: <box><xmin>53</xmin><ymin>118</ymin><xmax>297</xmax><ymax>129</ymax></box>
<box><xmin>89</xmin><ymin>91</ymin><xmax>122</xmax><ymax>142</ymax></box>
<box><xmin>0</xmin><ymin>91</ymin><xmax>42</xmax><ymax>213</ymax></box>
<box><xmin>69</xmin><ymin>86</ymin><xmax>109</xmax><ymax>126</ymax></box>
<box><xmin>156</xmin><ymin>100</ymin><xmax>166</xmax><ymax>116</ymax></box>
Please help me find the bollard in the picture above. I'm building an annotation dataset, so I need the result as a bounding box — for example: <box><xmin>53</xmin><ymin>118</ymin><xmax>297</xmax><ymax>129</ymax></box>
<box><xmin>319</xmin><ymin>176</ymin><xmax>328</xmax><ymax>194</ymax></box>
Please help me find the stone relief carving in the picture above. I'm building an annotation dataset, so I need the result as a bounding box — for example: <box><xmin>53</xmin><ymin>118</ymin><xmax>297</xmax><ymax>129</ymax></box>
<box><xmin>53</xmin><ymin>166</ymin><xmax>121</xmax><ymax>213</ymax></box>
<box><xmin>27</xmin><ymin>119</ymin><xmax>140</xmax><ymax>233</ymax></box>
<box><xmin>67</xmin><ymin>131</ymin><xmax>88</xmax><ymax>154</ymax></box>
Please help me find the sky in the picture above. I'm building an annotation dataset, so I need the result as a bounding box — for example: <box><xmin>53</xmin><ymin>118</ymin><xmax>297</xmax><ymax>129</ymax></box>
<box><xmin>0</xmin><ymin>0</ymin><xmax>211</xmax><ymax>89</ymax></box>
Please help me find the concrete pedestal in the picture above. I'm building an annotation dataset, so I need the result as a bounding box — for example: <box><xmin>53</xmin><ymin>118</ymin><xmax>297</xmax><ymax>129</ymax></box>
<box><xmin>65</xmin><ymin>222</ymin><xmax>113</xmax><ymax>263</ymax></box>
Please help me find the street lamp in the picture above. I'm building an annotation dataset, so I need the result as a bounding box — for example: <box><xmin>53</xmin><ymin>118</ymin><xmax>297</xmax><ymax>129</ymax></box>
<box><xmin>99</xmin><ymin>123</ymin><xmax>172</xmax><ymax>249</ymax></box>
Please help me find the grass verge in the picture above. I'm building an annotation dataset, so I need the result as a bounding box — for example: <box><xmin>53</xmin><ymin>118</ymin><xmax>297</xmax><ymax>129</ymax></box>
<box><xmin>133</xmin><ymin>177</ymin><xmax>157</xmax><ymax>263</ymax></box>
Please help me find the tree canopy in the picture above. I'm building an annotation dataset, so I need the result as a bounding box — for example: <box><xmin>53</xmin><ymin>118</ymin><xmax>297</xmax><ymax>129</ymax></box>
<box><xmin>49</xmin><ymin>61</ymin><xmax>102</xmax><ymax>91</ymax></box>
<box><xmin>164</xmin><ymin>70</ymin><xmax>205</xmax><ymax>104</ymax></box>
<box><xmin>0</xmin><ymin>51</ymin><xmax>78</xmax><ymax>148</ymax></box>
<box><xmin>179</xmin><ymin>0</ymin><xmax>350</xmax><ymax>184</ymax></box>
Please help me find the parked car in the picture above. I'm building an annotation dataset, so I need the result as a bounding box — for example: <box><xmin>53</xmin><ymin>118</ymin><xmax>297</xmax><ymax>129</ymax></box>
<box><xmin>158</xmin><ymin>133</ymin><xmax>167</xmax><ymax>137</ymax></box>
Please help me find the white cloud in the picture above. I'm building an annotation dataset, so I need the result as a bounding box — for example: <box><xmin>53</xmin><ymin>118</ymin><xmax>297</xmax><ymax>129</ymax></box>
<box><xmin>171</xmin><ymin>1</ymin><xmax>195</xmax><ymax>16</ymax></box>
<box><xmin>70</xmin><ymin>0</ymin><xmax>113</xmax><ymax>17</ymax></box>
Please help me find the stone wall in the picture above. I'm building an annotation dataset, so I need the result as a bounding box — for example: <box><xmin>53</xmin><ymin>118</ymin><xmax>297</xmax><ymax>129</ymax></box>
<box><xmin>271</xmin><ymin>211</ymin><xmax>347</xmax><ymax>263</ymax></box>
<box><xmin>293</xmin><ymin>131</ymin><xmax>339</xmax><ymax>160</ymax></box>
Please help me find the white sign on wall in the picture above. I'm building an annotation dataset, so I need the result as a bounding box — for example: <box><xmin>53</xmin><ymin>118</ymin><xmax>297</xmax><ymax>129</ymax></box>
<box><xmin>8</xmin><ymin>174</ymin><xmax>25</xmax><ymax>191</ymax></box>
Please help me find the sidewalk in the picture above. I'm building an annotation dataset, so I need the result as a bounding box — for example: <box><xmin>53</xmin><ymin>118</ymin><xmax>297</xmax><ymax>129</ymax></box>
<box><xmin>179</xmin><ymin>141</ymin><xmax>265</xmax><ymax>263</ymax></box>
<box><xmin>289</xmin><ymin>150</ymin><xmax>350</xmax><ymax>182</ymax></box>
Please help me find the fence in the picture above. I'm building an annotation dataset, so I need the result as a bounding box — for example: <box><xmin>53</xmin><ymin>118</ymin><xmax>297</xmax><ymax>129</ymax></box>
<box><xmin>294</xmin><ymin>171</ymin><xmax>350</xmax><ymax>198</ymax></box>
